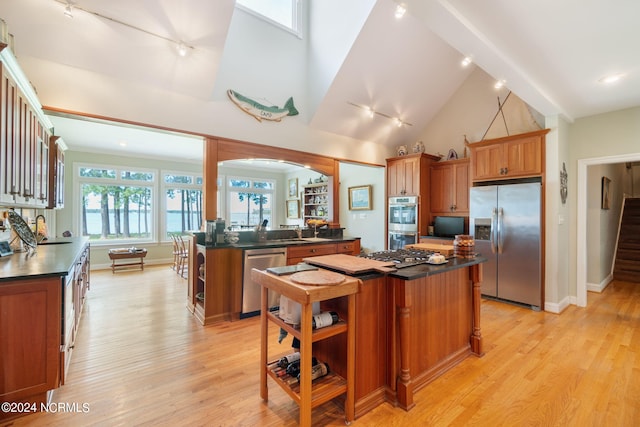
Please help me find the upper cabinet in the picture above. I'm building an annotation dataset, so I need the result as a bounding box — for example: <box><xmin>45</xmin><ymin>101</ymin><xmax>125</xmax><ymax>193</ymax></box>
<box><xmin>0</xmin><ymin>44</ymin><xmax>65</xmax><ymax>209</ymax></box>
<box><xmin>469</xmin><ymin>129</ymin><xmax>549</xmax><ymax>182</ymax></box>
<box><xmin>386</xmin><ymin>153</ymin><xmax>439</xmax><ymax>197</ymax></box>
<box><xmin>430</xmin><ymin>158</ymin><xmax>470</xmax><ymax>215</ymax></box>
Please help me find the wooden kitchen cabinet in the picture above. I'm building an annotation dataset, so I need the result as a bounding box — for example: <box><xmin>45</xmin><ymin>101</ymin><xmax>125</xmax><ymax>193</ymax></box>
<box><xmin>430</xmin><ymin>158</ymin><xmax>470</xmax><ymax>215</ymax></box>
<box><xmin>469</xmin><ymin>129</ymin><xmax>549</xmax><ymax>182</ymax></box>
<box><xmin>287</xmin><ymin>239</ymin><xmax>360</xmax><ymax>265</ymax></box>
<box><xmin>386</xmin><ymin>153</ymin><xmax>438</xmax><ymax>197</ymax></box>
<box><xmin>48</xmin><ymin>136</ymin><xmax>65</xmax><ymax>209</ymax></box>
<box><xmin>1</xmin><ymin>45</ymin><xmax>62</xmax><ymax>209</ymax></box>
<box><xmin>0</xmin><ymin>278</ymin><xmax>61</xmax><ymax>418</ymax></box>
<box><xmin>192</xmin><ymin>244</ymin><xmax>243</xmax><ymax>325</ymax></box>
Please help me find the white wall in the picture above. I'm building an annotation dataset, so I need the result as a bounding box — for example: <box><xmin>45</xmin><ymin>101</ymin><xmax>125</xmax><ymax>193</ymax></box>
<box><xmin>586</xmin><ymin>163</ymin><xmax>625</xmax><ymax>288</ymax></box>
<box><xmin>415</xmin><ymin>68</ymin><xmax>544</xmax><ymax>159</ymax></box>
<box><xmin>571</xmin><ymin>106</ymin><xmax>640</xmax><ymax>305</ymax></box>
<box><xmin>339</xmin><ymin>162</ymin><xmax>386</xmax><ymax>253</ymax></box>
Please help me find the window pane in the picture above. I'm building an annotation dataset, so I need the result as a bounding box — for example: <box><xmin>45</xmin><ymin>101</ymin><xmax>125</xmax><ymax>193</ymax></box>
<box><xmin>121</xmin><ymin>171</ymin><xmax>154</xmax><ymax>181</ymax></box>
<box><xmin>80</xmin><ymin>183</ymin><xmax>152</xmax><ymax>240</ymax></box>
<box><xmin>229</xmin><ymin>179</ymin><xmax>250</xmax><ymax>188</ymax></box>
<box><xmin>229</xmin><ymin>191</ymin><xmax>272</xmax><ymax>227</ymax></box>
<box><xmin>79</xmin><ymin>168</ymin><xmax>116</xmax><ymax>178</ymax></box>
<box><xmin>165</xmin><ymin>174</ymin><xmax>193</xmax><ymax>184</ymax></box>
<box><xmin>196</xmin><ymin>177</ymin><xmax>203</xmax><ymax>185</ymax></box>
<box><xmin>237</xmin><ymin>0</ymin><xmax>294</xmax><ymax>29</ymax></box>
<box><xmin>165</xmin><ymin>189</ymin><xmax>203</xmax><ymax>238</ymax></box>
<box><xmin>253</xmin><ymin>181</ymin><xmax>274</xmax><ymax>190</ymax></box>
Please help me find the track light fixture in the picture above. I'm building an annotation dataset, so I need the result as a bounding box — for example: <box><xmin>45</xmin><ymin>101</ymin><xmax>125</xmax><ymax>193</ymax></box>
<box><xmin>64</xmin><ymin>2</ymin><xmax>73</xmax><ymax>18</ymax></box>
<box><xmin>347</xmin><ymin>102</ymin><xmax>412</xmax><ymax>128</ymax></box>
<box><xmin>56</xmin><ymin>0</ymin><xmax>193</xmax><ymax>57</ymax></box>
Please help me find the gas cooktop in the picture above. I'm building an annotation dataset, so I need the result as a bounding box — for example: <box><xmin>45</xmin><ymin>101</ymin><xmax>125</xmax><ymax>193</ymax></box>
<box><xmin>359</xmin><ymin>249</ymin><xmax>435</xmax><ymax>269</ymax></box>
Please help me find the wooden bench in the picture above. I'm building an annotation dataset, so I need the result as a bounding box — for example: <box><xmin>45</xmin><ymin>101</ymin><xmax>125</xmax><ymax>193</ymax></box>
<box><xmin>108</xmin><ymin>248</ymin><xmax>147</xmax><ymax>273</ymax></box>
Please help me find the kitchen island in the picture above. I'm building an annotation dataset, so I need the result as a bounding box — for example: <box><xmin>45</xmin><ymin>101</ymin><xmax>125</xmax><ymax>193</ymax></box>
<box><xmin>0</xmin><ymin>237</ymin><xmax>90</xmax><ymax>422</ymax></box>
<box><xmin>258</xmin><ymin>253</ymin><xmax>486</xmax><ymax>419</ymax></box>
<box><xmin>187</xmin><ymin>232</ymin><xmax>361</xmax><ymax>325</ymax></box>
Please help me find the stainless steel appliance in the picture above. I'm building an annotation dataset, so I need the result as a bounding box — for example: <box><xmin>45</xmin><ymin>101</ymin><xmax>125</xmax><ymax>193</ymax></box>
<box><xmin>470</xmin><ymin>181</ymin><xmax>542</xmax><ymax>309</ymax></box>
<box><xmin>388</xmin><ymin>196</ymin><xmax>418</xmax><ymax>250</ymax></box>
<box><xmin>359</xmin><ymin>249</ymin><xmax>433</xmax><ymax>268</ymax></box>
<box><xmin>242</xmin><ymin>247</ymin><xmax>287</xmax><ymax>316</ymax></box>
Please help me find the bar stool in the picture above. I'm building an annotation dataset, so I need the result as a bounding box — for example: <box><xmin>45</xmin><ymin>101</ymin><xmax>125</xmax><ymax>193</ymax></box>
<box><xmin>176</xmin><ymin>235</ymin><xmax>189</xmax><ymax>278</ymax></box>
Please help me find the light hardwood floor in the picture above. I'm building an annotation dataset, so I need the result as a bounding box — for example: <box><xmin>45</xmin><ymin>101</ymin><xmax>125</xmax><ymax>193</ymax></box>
<box><xmin>6</xmin><ymin>266</ymin><xmax>640</xmax><ymax>426</ymax></box>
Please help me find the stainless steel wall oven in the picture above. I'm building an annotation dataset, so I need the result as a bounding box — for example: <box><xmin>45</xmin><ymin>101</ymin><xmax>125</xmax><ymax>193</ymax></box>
<box><xmin>388</xmin><ymin>196</ymin><xmax>418</xmax><ymax>249</ymax></box>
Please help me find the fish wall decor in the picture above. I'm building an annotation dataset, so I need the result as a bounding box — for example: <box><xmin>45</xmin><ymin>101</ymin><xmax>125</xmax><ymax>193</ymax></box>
<box><xmin>227</xmin><ymin>89</ymin><xmax>299</xmax><ymax>122</ymax></box>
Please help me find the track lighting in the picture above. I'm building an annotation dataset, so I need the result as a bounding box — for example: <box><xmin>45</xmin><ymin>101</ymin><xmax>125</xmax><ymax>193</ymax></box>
<box><xmin>64</xmin><ymin>3</ymin><xmax>73</xmax><ymax>18</ymax></box>
<box><xmin>347</xmin><ymin>102</ymin><xmax>412</xmax><ymax>128</ymax></box>
<box><xmin>56</xmin><ymin>0</ymin><xmax>193</xmax><ymax>57</ymax></box>
<box><xmin>176</xmin><ymin>41</ymin><xmax>188</xmax><ymax>57</ymax></box>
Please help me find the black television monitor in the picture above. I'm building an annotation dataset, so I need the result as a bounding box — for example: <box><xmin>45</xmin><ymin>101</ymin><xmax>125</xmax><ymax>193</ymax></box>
<box><xmin>433</xmin><ymin>216</ymin><xmax>465</xmax><ymax>238</ymax></box>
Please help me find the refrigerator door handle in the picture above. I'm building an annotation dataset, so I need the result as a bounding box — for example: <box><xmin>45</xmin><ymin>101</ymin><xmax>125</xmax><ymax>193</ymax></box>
<box><xmin>490</xmin><ymin>208</ymin><xmax>497</xmax><ymax>254</ymax></box>
<box><xmin>497</xmin><ymin>207</ymin><xmax>504</xmax><ymax>254</ymax></box>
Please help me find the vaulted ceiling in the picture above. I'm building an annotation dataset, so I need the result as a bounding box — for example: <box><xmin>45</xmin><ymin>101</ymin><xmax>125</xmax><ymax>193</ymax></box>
<box><xmin>1</xmin><ymin>0</ymin><xmax>639</xmax><ymax>162</ymax></box>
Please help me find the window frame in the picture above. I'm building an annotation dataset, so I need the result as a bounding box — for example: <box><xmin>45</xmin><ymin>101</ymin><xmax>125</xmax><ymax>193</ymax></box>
<box><xmin>75</xmin><ymin>163</ymin><xmax>157</xmax><ymax>246</ymax></box>
<box><xmin>225</xmin><ymin>175</ymin><xmax>277</xmax><ymax>229</ymax></box>
<box><xmin>161</xmin><ymin>170</ymin><xmax>204</xmax><ymax>242</ymax></box>
<box><xmin>235</xmin><ymin>0</ymin><xmax>302</xmax><ymax>38</ymax></box>
<box><xmin>74</xmin><ymin>163</ymin><xmax>204</xmax><ymax>247</ymax></box>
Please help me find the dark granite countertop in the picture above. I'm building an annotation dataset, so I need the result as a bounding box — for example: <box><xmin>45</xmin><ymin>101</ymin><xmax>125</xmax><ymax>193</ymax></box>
<box><xmin>200</xmin><ymin>236</ymin><xmax>360</xmax><ymax>250</ymax></box>
<box><xmin>0</xmin><ymin>237</ymin><xmax>89</xmax><ymax>282</ymax></box>
<box><xmin>388</xmin><ymin>256</ymin><xmax>487</xmax><ymax>280</ymax></box>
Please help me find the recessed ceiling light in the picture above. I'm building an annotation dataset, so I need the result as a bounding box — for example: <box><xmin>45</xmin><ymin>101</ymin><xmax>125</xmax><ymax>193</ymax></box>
<box><xmin>461</xmin><ymin>56</ymin><xmax>472</xmax><ymax>67</ymax></box>
<box><xmin>119</xmin><ymin>141</ymin><xmax>127</xmax><ymax>147</ymax></box>
<box><xmin>395</xmin><ymin>4</ymin><xmax>407</xmax><ymax>19</ymax></box>
<box><xmin>494</xmin><ymin>79</ymin><xmax>506</xmax><ymax>89</ymax></box>
<box><xmin>598</xmin><ymin>73</ymin><xmax>625</xmax><ymax>84</ymax></box>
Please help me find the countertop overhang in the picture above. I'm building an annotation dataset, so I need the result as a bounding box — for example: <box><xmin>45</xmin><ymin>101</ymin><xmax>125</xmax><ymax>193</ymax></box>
<box><xmin>387</xmin><ymin>256</ymin><xmax>487</xmax><ymax>280</ymax></box>
<box><xmin>0</xmin><ymin>237</ymin><xmax>89</xmax><ymax>282</ymax></box>
<box><xmin>200</xmin><ymin>236</ymin><xmax>360</xmax><ymax>250</ymax></box>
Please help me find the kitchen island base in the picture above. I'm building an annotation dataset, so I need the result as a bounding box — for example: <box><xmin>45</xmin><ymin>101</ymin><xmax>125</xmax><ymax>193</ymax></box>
<box><xmin>388</xmin><ymin>263</ymin><xmax>484</xmax><ymax>410</ymax></box>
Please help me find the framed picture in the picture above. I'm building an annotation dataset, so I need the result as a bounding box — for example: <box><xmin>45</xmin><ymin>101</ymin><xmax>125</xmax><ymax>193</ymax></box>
<box><xmin>288</xmin><ymin>178</ymin><xmax>298</xmax><ymax>198</ymax></box>
<box><xmin>348</xmin><ymin>185</ymin><xmax>372</xmax><ymax>210</ymax></box>
<box><xmin>286</xmin><ymin>199</ymin><xmax>300</xmax><ymax>219</ymax></box>
<box><xmin>601</xmin><ymin>176</ymin><xmax>611</xmax><ymax>209</ymax></box>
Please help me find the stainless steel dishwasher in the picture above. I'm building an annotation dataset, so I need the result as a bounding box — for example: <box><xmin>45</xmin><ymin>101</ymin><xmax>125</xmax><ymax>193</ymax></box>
<box><xmin>242</xmin><ymin>247</ymin><xmax>287</xmax><ymax>317</ymax></box>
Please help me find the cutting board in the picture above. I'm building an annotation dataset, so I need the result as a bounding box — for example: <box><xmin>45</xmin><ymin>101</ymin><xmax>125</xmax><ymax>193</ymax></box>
<box><xmin>405</xmin><ymin>243</ymin><xmax>455</xmax><ymax>256</ymax></box>
<box><xmin>290</xmin><ymin>270</ymin><xmax>346</xmax><ymax>286</ymax></box>
<box><xmin>303</xmin><ymin>254</ymin><xmax>397</xmax><ymax>274</ymax></box>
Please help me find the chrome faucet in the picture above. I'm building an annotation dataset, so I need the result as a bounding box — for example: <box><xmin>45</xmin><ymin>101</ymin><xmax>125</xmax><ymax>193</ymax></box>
<box><xmin>34</xmin><ymin>214</ymin><xmax>46</xmax><ymax>243</ymax></box>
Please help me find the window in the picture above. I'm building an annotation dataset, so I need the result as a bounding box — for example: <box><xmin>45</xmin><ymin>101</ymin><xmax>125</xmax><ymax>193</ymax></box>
<box><xmin>163</xmin><ymin>172</ymin><xmax>204</xmax><ymax>239</ymax></box>
<box><xmin>227</xmin><ymin>177</ymin><xmax>275</xmax><ymax>228</ymax></box>
<box><xmin>236</xmin><ymin>0</ymin><xmax>300</xmax><ymax>36</ymax></box>
<box><xmin>76</xmin><ymin>164</ymin><xmax>203</xmax><ymax>245</ymax></box>
<box><xmin>78</xmin><ymin>166</ymin><xmax>154</xmax><ymax>242</ymax></box>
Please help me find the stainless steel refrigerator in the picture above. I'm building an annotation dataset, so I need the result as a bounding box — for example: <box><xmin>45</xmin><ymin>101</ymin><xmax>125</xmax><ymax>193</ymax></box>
<box><xmin>470</xmin><ymin>181</ymin><xmax>542</xmax><ymax>309</ymax></box>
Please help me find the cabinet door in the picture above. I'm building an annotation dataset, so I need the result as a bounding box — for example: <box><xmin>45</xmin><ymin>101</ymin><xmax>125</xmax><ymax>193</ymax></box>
<box><xmin>35</xmin><ymin>122</ymin><xmax>50</xmax><ymax>206</ymax></box>
<box><xmin>386</xmin><ymin>159</ymin><xmax>404</xmax><ymax>196</ymax></box>
<box><xmin>0</xmin><ymin>66</ymin><xmax>19</xmax><ymax>204</ymax></box>
<box><xmin>402</xmin><ymin>156</ymin><xmax>421</xmax><ymax>196</ymax></box>
<box><xmin>0</xmin><ymin>278</ymin><xmax>61</xmax><ymax>401</ymax></box>
<box><xmin>430</xmin><ymin>164</ymin><xmax>453</xmax><ymax>213</ymax></box>
<box><xmin>453</xmin><ymin>161</ymin><xmax>469</xmax><ymax>213</ymax></box>
<box><xmin>504</xmin><ymin>136</ymin><xmax>542</xmax><ymax>178</ymax></box>
<box><xmin>470</xmin><ymin>143</ymin><xmax>503</xmax><ymax>181</ymax></box>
